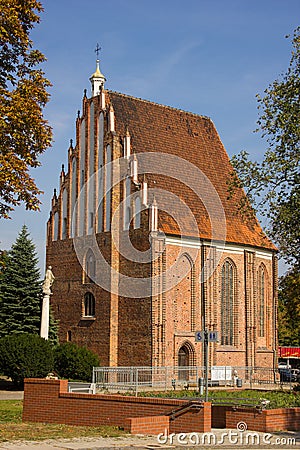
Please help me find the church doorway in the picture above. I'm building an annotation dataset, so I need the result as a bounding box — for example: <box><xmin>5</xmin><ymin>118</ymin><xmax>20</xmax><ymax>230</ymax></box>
<box><xmin>178</xmin><ymin>344</ymin><xmax>190</xmax><ymax>380</ymax></box>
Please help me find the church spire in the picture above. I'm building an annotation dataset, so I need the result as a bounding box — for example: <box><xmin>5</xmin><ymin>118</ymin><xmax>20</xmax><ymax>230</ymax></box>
<box><xmin>90</xmin><ymin>44</ymin><xmax>106</xmax><ymax>97</ymax></box>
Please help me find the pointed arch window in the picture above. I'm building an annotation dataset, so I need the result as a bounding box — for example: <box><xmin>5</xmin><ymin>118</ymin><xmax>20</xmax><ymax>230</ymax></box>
<box><xmin>258</xmin><ymin>265</ymin><xmax>266</xmax><ymax>337</ymax></box>
<box><xmin>84</xmin><ymin>292</ymin><xmax>95</xmax><ymax>317</ymax></box>
<box><xmin>53</xmin><ymin>212</ymin><xmax>59</xmax><ymax>241</ymax></box>
<box><xmin>62</xmin><ymin>217</ymin><xmax>67</xmax><ymax>240</ymax></box>
<box><xmin>221</xmin><ymin>260</ymin><xmax>235</xmax><ymax>346</ymax></box>
<box><xmin>124</xmin><ymin>176</ymin><xmax>131</xmax><ymax>230</ymax></box>
<box><xmin>71</xmin><ymin>157</ymin><xmax>77</xmax><ymax>237</ymax></box>
<box><xmin>62</xmin><ymin>189</ymin><xmax>68</xmax><ymax>239</ymax></box>
<box><xmin>134</xmin><ymin>195</ymin><xmax>141</xmax><ymax>229</ymax></box>
<box><xmin>105</xmin><ymin>145</ymin><xmax>112</xmax><ymax>231</ymax></box>
<box><xmin>84</xmin><ymin>249</ymin><xmax>96</xmax><ymax>283</ymax></box>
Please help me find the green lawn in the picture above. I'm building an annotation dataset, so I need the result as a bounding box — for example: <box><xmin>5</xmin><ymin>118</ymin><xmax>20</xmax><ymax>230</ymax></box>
<box><xmin>137</xmin><ymin>388</ymin><xmax>300</xmax><ymax>409</ymax></box>
<box><xmin>0</xmin><ymin>400</ymin><xmax>126</xmax><ymax>442</ymax></box>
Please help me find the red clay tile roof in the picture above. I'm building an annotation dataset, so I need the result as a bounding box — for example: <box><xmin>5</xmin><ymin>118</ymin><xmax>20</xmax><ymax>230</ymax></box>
<box><xmin>107</xmin><ymin>91</ymin><xmax>276</xmax><ymax>251</ymax></box>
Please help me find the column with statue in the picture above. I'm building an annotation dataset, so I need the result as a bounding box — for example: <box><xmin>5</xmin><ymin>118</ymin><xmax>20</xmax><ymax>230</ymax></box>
<box><xmin>40</xmin><ymin>266</ymin><xmax>55</xmax><ymax>340</ymax></box>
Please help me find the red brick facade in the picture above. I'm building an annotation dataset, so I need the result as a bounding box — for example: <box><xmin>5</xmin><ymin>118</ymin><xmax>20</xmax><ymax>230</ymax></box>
<box><xmin>46</xmin><ymin>68</ymin><xmax>277</xmax><ymax>369</ymax></box>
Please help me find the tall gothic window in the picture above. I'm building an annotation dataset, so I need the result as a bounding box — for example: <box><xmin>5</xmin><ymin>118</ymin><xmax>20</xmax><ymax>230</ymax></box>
<box><xmin>62</xmin><ymin>188</ymin><xmax>68</xmax><ymax>239</ymax></box>
<box><xmin>53</xmin><ymin>212</ymin><xmax>59</xmax><ymax>241</ymax></box>
<box><xmin>124</xmin><ymin>176</ymin><xmax>131</xmax><ymax>230</ymax></box>
<box><xmin>221</xmin><ymin>260</ymin><xmax>235</xmax><ymax>345</ymax></box>
<box><xmin>62</xmin><ymin>217</ymin><xmax>67</xmax><ymax>240</ymax></box>
<box><xmin>83</xmin><ymin>292</ymin><xmax>95</xmax><ymax>317</ymax></box>
<box><xmin>134</xmin><ymin>195</ymin><xmax>141</xmax><ymax>229</ymax></box>
<box><xmin>105</xmin><ymin>145</ymin><xmax>112</xmax><ymax>231</ymax></box>
<box><xmin>71</xmin><ymin>157</ymin><xmax>77</xmax><ymax>237</ymax></box>
<box><xmin>258</xmin><ymin>264</ymin><xmax>265</xmax><ymax>337</ymax></box>
<box><xmin>85</xmin><ymin>249</ymin><xmax>96</xmax><ymax>283</ymax></box>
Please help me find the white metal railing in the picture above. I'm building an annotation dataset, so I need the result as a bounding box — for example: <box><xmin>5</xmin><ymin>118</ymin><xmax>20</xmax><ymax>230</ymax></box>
<box><xmin>68</xmin><ymin>382</ymin><xmax>96</xmax><ymax>394</ymax></box>
<box><xmin>92</xmin><ymin>365</ymin><xmax>296</xmax><ymax>394</ymax></box>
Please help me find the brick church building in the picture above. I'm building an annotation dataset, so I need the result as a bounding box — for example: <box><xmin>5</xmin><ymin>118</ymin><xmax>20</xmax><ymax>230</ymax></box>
<box><xmin>46</xmin><ymin>58</ymin><xmax>278</xmax><ymax>370</ymax></box>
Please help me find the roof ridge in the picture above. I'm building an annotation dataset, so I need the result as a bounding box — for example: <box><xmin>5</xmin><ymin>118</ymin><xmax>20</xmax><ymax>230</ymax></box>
<box><xmin>107</xmin><ymin>89</ymin><xmax>212</xmax><ymax>122</ymax></box>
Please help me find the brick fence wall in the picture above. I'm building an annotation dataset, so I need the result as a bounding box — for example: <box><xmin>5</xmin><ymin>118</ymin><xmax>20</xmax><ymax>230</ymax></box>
<box><xmin>226</xmin><ymin>407</ymin><xmax>300</xmax><ymax>432</ymax></box>
<box><xmin>22</xmin><ymin>379</ymin><xmax>300</xmax><ymax>433</ymax></box>
<box><xmin>22</xmin><ymin>379</ymin><xmax>211</xmax><ymax>434</ymax></box>
<box><xmin>124</xmin><ymin>416</ymin><xmax>170</xmax><ymax>435</ymax></box>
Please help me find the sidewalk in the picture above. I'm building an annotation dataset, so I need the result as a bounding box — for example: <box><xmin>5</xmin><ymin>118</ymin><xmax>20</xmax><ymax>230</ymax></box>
<box><xmin>0</xmin><ymin>390</ymin><xmax>23</xmax><ymax>400</ymax></box>
<box><xmin>0</xmin><ymin>378</ymin><xmax>23</xmax><ymax>401</ymax></box>
<box><xmin>0</xmin><ymin>429</ymin><xmax>299</xmax><ymax>449</ymax></box>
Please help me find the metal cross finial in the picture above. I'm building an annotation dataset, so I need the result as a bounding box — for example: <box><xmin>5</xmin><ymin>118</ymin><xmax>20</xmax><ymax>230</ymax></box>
<box><xmin>95</xmin><ymin>43</ymin><xmax>101</xmax><ymax>58</ymax></box>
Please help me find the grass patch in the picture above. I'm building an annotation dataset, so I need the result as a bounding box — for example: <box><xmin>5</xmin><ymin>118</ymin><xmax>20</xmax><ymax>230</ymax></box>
<box><xmin>0</xmin><ymin>400</ymin><xmax>23</xmax><ymax>423</ymax></box>
<box><xmin>0</xmin><ymin>400</ymin><xmax>126</xmax><ymax>442</ymax></box>
<box><xmin>136</xmin><ymin>389</ymin><xmax>300</xmax><ymax>409</ymax></box>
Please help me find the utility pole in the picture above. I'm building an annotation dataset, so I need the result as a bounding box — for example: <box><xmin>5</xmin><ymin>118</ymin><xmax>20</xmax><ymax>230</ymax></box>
<box><xmin>201</xmin><ymin>242</ymin><xmax>209</xmax><ymax>402</ymax></box>
<box><xmin>204</xmin><ymin>329</ymin><xmax>209</xmax><ymax>402</ymax></box>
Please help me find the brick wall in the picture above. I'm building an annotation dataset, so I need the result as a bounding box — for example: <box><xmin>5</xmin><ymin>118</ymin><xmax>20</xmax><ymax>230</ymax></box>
<box><xmin>264</xmin><ymin>408</ymin><xmax>300</xmax><ymax>432</ymax></box>
<box><xmin>226</xmin><ymin>407</ymin><xmax>300</xmax><ymax>432</ymax></box>
<box><xmin>22</xmin><ymin>379</ymin><xmax>211</xmax><ymax>434</ymax></box>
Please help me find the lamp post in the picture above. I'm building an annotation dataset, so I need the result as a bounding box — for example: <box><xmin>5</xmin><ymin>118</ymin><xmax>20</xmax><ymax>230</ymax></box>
<box><xmin>200</xmin><ymin>243</ymin><xmax>209</xmax><ymax>402</ymax></box>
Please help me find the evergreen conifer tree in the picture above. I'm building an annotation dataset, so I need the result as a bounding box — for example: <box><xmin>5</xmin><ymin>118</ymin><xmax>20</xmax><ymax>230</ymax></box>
<box><xmin>0</xmin><ymin>225</ymin><xmax>48</xmax><ymax>338</ymax></box>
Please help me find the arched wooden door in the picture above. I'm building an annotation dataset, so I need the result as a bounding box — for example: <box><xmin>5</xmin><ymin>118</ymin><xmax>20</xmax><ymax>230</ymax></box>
<box><xmin>178</xmin><ymin>345</ymin><xmax>190</xmax><ymax>380</ymax></box>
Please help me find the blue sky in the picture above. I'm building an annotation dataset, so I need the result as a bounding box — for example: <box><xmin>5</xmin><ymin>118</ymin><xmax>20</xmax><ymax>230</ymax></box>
<box><xmin>1</xmin><ymin>0</ymin><xmax>299</xmax><ymax>275</ymax></box>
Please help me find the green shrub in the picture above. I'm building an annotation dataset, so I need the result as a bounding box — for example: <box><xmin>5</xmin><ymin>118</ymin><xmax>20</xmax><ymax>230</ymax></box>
<box><xmin>54</xmin><ymin>342</ymin><xmax>99</xmax><ymax>382</ymax></box>
<box><xmin>0</xmin><ymin>333</ymin><xmax>54</xmax><ymax>388</ymax></box>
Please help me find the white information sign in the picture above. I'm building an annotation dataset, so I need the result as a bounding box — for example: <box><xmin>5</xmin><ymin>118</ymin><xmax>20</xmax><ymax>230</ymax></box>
<box><xmin>211</xmin><ymin>366</ymin><xmax>232</xmax><ymax>381</ymax></box>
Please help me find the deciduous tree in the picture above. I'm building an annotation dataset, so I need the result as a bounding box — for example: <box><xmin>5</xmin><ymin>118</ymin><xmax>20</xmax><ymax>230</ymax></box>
<box><xmin>230</xmin><ymin>27</ymin><xmax>300</xmax><ymax>267</ymax></box>
<box><xmin>278</xmin><ymin>268</ymin><xmax>300</xmax><ymax>346</ymax></box>
<box><xmin>0</xmin><ymin>0</ymin><xmax>52</xmax><ymax>218</ymax></box>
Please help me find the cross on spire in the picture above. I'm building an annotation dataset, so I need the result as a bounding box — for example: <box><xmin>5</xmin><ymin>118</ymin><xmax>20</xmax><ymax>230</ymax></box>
<box><xmin>95</xmin><ymin>43</ymin><xmax>101</xmax><ymax>59</ymax></box>
<box><xmin>90</xmin><ymin>44</ymin><xmax>106</xmax><ymax>96</ymax></box>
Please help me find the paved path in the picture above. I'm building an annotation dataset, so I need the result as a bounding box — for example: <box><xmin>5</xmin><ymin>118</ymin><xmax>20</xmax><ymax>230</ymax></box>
<box><xmin>0</xmin><ymin>391</ymin><xmax>23</xmax><ymax>400</ymax></box>
<box><xmin>0</xmin><ymin>429</ymin><xmax>299</xmax><ymax>449</ymax></box>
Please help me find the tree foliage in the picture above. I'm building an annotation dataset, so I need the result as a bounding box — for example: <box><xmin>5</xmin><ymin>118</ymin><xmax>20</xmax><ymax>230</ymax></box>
<box><xmin>0</xmin><ymin>225</ymin><xmax>58</xmax><ymax>344</ymax></box>
<box><xmin>0</xmin><ymin>333</ymin><xmax>54</xmax><ymax>388</ymax></box>
<box><xmin>0</xmin><ymin>225</ymin><xmax>42</xmax><ymax>337</ymax></box>
<box><xmin>278</xmin><ymin>268</ymin><xmax>300</xmax><ymax>346</ymax></box>
<box><xmin>0</xmin><ymin>0</ymin><xmax>52</xmax><ymax>218</ymax></box>
<box><xmin>54</xmin><ymin>342</ymin><xmax>100</xmax><ymax>382</ymax></box>
<box><xmin>0</xmin><ymin>249</ymin><xmax>8</xmax><ymax>275</ymax></box>
<box><xmin>230</xmin><ymin>27</ymin><xmax>300</xmax><ymax>267</ymax></box>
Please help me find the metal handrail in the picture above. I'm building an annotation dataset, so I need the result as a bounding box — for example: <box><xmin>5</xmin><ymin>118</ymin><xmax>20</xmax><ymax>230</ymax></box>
<box><xmin>209</xmin><ymin>396</ymin><xmax>270</xmax><ymax>411</ymax></box>
<box><xmin>166</xmin><ymin>400</ymin><xmax>204</xmax><ymax>420</ymax></box>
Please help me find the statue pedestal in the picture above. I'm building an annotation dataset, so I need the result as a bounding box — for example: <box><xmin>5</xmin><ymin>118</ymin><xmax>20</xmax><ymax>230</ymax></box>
<box><xmin>40</xmin><ymin>294</ymin><xmax>50</xmax><ymax>340</ymax></box>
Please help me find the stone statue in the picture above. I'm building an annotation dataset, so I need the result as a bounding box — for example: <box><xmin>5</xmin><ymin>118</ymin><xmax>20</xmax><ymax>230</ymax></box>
<box><xmin>42</xmin><ymin>266</ymin><xmax>55</xmax><ymax>295</ymax></box>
